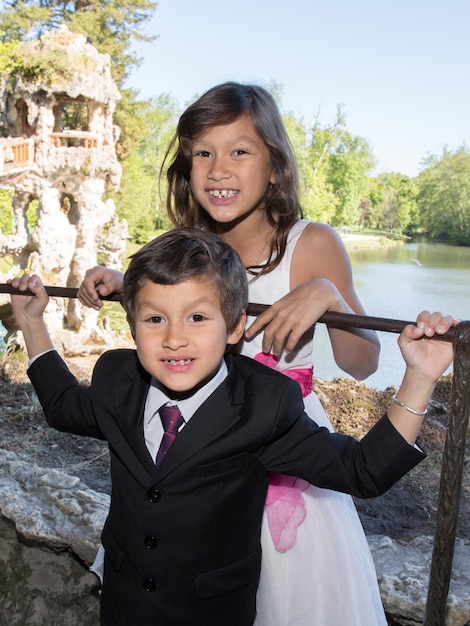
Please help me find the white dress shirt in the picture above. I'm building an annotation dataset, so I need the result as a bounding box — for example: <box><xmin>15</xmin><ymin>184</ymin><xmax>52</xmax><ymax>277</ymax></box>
<box><xmin>143</xmin><ymin>359</ymin><xmax>228</xmax><ymax>463</ymax></box>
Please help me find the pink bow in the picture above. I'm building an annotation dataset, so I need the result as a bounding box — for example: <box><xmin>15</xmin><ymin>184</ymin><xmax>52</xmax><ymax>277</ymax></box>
<box><xmin>253</xmin><ymin>352</ymin><xmax>313</xmax><ymax>397</ymax></box>
<box><xmin>254</xmin><ymin>352</ymin><xmax>313</xmax><ymax>551</ymax></box>
<box><xmin>265</xmin><ymin>473</ymin><xmax>310</xmax><ymax>551</ymax></box>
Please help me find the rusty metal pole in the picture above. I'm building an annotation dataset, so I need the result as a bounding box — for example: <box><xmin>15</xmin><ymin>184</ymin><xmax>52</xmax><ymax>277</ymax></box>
<box><xmin>424</xmin><ymin>321</ymin><xmax>470</xmax><ymax>626</ymax></box>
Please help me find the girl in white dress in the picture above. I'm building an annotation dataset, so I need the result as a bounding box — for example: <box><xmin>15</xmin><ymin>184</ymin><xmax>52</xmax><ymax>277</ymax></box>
<box><xmin>244</xmin><ymin>219</ymin><xmax>386</xmax><ymax>625</ymax></box>
<box><xmin>80</xmin><ymin>82</ymin><xmax>386</xmax><ymax>625</ymax></box>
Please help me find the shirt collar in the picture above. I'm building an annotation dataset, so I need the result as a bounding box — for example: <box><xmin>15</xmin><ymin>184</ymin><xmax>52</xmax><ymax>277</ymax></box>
<box><xmin>145</xmin><ymin>359</ymin><xmax>228</xmax><ymax>424</ymax></box>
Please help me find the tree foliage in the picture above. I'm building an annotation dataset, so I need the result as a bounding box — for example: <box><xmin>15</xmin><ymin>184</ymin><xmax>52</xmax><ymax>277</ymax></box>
<box><xmin>0</xmin><ymin>188</ymin><xmax>13</xmax><ymax>234</ymax></box>
<box><xmin>328</xmin><ymin>131</ymin><xmax>375</xmax><ymax>226</ymax></box>
<box><xmin>0</xmin><ymin>0</ymin><xmax>157</xmax><ymax>85</ymax></box>
<box><xmin>113</xmin><ymin>94</ymin><xmax>179</xmax><ymax>240</ymax></box>
<box><xmin>286</xmin><ymin>105</ymin><xmax>375</xmax><ymax>226</ymax></box>
<box><xmin>416</xmin><ymin>145</ymin><xmax>470</xmax><ymax>245</ymax></box>
<box><xmin>367</xmin><ymin>173</ymin><xmax>419</xmax><ymax>233</ymax></box>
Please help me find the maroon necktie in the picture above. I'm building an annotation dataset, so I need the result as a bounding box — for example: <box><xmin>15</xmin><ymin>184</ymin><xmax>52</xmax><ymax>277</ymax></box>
<box><xmin>156</xmin><ymin>404</ymin><xmax>184</xmax><ymax>467</ymax></box>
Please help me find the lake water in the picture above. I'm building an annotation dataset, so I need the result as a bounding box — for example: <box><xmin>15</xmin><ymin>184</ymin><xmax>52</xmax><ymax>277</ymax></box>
<box><xmin>314</xmin><ymin>242</ymin><xmax>470</xmax><ymax>389</ymax></box>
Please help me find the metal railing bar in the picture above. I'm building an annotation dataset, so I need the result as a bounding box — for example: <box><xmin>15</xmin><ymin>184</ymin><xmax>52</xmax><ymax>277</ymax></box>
<box><xmin>0</xmin><ymin>283</ymin><xmax>455</xmax><ymax>342</ymax></box>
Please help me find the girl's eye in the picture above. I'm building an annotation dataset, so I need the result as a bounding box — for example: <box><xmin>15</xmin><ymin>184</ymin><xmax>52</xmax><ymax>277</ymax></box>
<box><xmin>194</xmin><ymin>150</ymin><xmax>211</xmax><ymax>158</ymax></box>
<box><xmin>233</xmin><ymin>149</ymin><xmax>248</xmax><ymax>156</ymax></box>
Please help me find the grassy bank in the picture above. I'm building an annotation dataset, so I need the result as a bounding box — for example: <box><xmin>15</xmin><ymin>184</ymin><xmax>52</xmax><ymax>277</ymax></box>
<box><xmin>339</xmin><ymin>229</ymin><xmax>405</xmax><ymax>250</ymax></box>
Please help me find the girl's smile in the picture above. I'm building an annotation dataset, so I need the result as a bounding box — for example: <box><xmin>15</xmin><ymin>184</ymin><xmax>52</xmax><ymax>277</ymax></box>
<box><xmin>209</xmin><ymin>189</ymin><xmax>239</xmax><ymax>199</ymax></box>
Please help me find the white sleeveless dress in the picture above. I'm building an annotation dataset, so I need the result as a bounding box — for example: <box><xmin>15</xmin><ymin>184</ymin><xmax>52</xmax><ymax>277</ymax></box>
<box><xmin>243</xmin><ymin>220</ymin><xmax>387</xmax><ymax>626</ymax></box>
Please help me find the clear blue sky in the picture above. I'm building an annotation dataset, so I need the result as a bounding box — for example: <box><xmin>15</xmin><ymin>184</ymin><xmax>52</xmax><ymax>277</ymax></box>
<box><xmin>126</xmin><ymin>0</ymin><xmax>469</xmax><ymax>178</ymax></box>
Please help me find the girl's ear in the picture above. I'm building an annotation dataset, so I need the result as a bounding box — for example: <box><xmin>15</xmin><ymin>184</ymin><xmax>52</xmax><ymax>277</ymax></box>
<box><xmin>227</xmin><ymin>310</ymin><xmax>247</xmax><ymax>345</ymax></box>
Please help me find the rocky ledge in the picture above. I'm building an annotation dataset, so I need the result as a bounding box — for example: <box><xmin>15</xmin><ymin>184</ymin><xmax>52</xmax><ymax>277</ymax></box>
<box><xmin>1</xmin><ymin>447</ymin><xmax>469</xmax><ymax>626</ymax></box>
<box><xmin>1</xmin><ymin>362</ymin><xmax>469</xmax><ymax>625</ymax></box>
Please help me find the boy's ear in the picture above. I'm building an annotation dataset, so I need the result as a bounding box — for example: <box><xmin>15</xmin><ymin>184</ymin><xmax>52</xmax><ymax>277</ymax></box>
<box><xmin>227</xmin><ymin>310</ymin><xmax>246</xmax><ymax>345</ymax></box>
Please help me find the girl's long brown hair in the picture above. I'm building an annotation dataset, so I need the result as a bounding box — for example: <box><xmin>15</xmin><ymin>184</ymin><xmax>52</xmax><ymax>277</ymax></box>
<box><xmin>163</xmin><ymin>82</ymin><xmax>303</xmax><ymax>276</ymax></box>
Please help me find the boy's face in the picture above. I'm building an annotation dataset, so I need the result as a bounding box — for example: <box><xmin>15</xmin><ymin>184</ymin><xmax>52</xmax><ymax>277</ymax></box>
<box><xmin>133</xmin><ymin>277</ymin><xmax>245</xmax><ymax>398</ymax></box>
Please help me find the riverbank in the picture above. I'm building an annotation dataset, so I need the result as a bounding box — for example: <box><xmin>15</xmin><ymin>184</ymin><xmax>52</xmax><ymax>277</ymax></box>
<box><xmin>339</xmin><ymin>230</ymin><xmax>404</xmax><ymax>250</ymax></box>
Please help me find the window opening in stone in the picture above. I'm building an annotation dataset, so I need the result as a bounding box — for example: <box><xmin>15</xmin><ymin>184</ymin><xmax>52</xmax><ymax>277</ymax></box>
<box><xmin>60</xmin><ymin>193</ymin><xmax>79</xmax><ymax>225</ymax></box>
<box><xmin>53</xmin><ymin>97</ymin><xmax>90</xmax><ymax>147</ymax></box>
<box><xmin>0</xmin><ymin>189</ymin><xmax>14</xmax><ymax>236</ymax></box>
<box><xmin>26</xmin><ymin>197</ymin><xmax>39</xmax><ymax>234</ymax></box>
<box><xmin>15</xmin><ymin>99</ymin><xmax>33</xmax><ymax>137</ymax></box>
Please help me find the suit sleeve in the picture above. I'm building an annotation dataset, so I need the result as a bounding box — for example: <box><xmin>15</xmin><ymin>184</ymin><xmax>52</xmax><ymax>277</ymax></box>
<box><xmin>259</xmin><ymin>380</ymin><xmax>425</xmax><ymax>498</ymax></box>
<box><xmin>28</xmin><ymin>350</ymin><xmax>104</xmax><ymax>439</ymax></box>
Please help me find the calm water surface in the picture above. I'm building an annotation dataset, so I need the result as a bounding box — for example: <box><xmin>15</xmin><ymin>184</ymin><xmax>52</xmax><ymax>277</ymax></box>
<box><xmin>314</xmin><ymin>242</ymin><xmax>470</xmax><ymax>389</ymax></box>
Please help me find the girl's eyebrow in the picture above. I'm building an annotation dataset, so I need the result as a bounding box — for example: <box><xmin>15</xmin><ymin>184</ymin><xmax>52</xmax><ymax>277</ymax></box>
<box><xmin>193</xmin><ymin>135</ymin><xmax>261</xmax><ymax>147</ymax></box>
<box><xmin>232</xmin><ymin>135</ymin><xmax>258</xmax><ymax>143</ymax></box>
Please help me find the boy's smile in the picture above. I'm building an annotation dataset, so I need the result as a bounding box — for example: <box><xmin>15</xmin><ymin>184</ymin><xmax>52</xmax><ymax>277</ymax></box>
<box><xmin>133</xmin><ymin>277</ymin><xmax>245</xmax><ymax>398</ymax></box>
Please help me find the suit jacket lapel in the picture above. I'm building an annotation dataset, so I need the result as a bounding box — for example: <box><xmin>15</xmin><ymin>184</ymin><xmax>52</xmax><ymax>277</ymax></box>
<box><xmin>154</xmin><ymin>356</ymin><xmax>246</xmax><ymax>481</ymax></box>
<box><xmin>109</xmin><ymin>355</ymin><xmax>157</xmax><ymax>483</ymax></box>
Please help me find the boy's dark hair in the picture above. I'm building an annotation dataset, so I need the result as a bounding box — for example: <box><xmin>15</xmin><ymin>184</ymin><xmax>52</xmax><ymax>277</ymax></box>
<box><xmin>123</xmin><ymin>228</ymin><xmax>248</xmax><ymax>335</ymax></box>
<box><xmin>163</xmin><ymin>81</ymin><xmax>303</xmax><ymax>276</ymax></box>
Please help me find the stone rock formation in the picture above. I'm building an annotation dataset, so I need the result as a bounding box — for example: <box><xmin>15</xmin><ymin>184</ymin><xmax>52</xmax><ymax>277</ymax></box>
<box><xmin>0</xmin><ymin>447</ymin><xmax>469</xmax><ymax>625</ymax></box>
<box><xmin>0</xmin><ymin>26</ymin><xmax>128</xmax><ymax>347</ymax></box>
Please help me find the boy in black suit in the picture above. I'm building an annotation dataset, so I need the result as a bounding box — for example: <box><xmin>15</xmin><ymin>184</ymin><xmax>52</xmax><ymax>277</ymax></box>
<box><xmin>10</xmin><ymin>228</ymin><xmax>454</xmax><ymax>626</ymax></box>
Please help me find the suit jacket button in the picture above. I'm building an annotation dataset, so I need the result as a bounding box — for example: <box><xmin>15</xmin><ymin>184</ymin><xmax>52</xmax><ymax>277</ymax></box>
<box><xmin>143</xmin><ymin>578</ymin><xmax>156</xmax><ymax>592</ymax></box>
<box><xmin>144</xmin><ymin>535</ymin><xmax>158</xmax><ymax>549</ymax></box>
<box><xmin>146</xmin><ymin>488</ymin><xmax>161</xmax><ymax>503</ymax></box>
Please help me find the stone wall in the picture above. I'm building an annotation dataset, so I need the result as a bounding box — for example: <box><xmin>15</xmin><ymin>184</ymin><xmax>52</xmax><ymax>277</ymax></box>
<box><xmin>0</xmin><ymin>449</ymin><xmax>106</xmax><ymax>624</ymax></box>
<box><xmin>0</xmin><ymin>518</ymin><xmax>100</xmax><ymax>626</ymax></box>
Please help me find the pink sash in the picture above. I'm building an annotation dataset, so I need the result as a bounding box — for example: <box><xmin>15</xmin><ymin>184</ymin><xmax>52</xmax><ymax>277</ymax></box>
<box><xmin>254</xmin><ymin>352</ymin><xmax>313</xmax><ymax>552</ymax></box>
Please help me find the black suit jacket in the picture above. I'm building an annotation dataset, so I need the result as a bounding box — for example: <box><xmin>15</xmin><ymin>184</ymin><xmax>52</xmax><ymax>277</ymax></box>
<box><xmin>28</xmin><ymin>350</ymin><xmax>424</xmax><ymax>626</ymax></box>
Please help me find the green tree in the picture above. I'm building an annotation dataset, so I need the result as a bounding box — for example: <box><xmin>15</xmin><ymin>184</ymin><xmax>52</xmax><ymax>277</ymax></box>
<box><xmin>0</xmin><ymin>188</ymin><xmax>14</xmax><ymax>234</ymax></box>
<box><xmin>367</xmin><ymin>173</ymin><xmax>419</xmax><ymax>233</ymax></box>
<box><xmin>416</xmin><ymin>145</ymin><xmax>470</xmax><ymax>244</ymax></box>
<box><xmin>294</xmin><ymin>105</ymin><xmax>375</xmax><ymax>226</ymax></box>
<box><xmin>284</xmin><ymin>112</ymin><xmax>338</xmax><ymax>223</ymax></box>
<box><xmin>328</xmin><ymin>131</ymin><xmax>376</xmax><ymax>226</ymax></box>
<box><xmin>0</xmin><ymin>0</ymin><xmax>157</xmax><ymax>85</ymax></box>
<box><xmin>114</xmin><ymin>94</ymin><xmax>178</xmax><ymax>240</ymax></box>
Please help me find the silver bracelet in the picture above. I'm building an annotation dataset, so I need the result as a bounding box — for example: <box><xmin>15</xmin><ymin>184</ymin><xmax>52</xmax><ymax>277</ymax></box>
<box><xmin>392</xmin><ymin>394</ymin><xmax>428</xmax><ymax>416</ymax></box>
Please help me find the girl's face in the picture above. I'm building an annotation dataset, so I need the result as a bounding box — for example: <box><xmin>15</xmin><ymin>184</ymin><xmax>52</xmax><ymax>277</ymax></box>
<box><xmin>190</xmin><ymin>114</ymin><xmax>275</xmax><ymax>225</ymax></box>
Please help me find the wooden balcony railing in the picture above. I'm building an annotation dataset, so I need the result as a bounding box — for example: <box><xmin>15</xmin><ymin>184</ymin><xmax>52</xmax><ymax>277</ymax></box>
<box><xmin>0</xmin><ymin>132</ymin><xmax>100</xmax><ymax>176</ymax></box>
<box><xmin>0</xmin><ymin>137</ymin><xmax>34</xmax><ymax>172</ymax></box>
<box><xmin>49</xmin><ymin>131</ymin><xmax>99</xmax><ymax>148</ymax></box>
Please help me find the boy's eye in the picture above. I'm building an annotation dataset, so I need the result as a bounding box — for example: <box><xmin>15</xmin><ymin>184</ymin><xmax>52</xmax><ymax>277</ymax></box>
<box><xmin>189</xmin><ymin>314</ymin><xmax>206</xmax><ymax>322</ymax></box>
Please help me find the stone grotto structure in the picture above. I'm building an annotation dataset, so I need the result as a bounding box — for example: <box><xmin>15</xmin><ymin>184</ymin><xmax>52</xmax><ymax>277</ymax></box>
<box><xmin>0</xmin><ymin>26</ymin><xmax>128</xmax><ymax>348</ymax></box>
